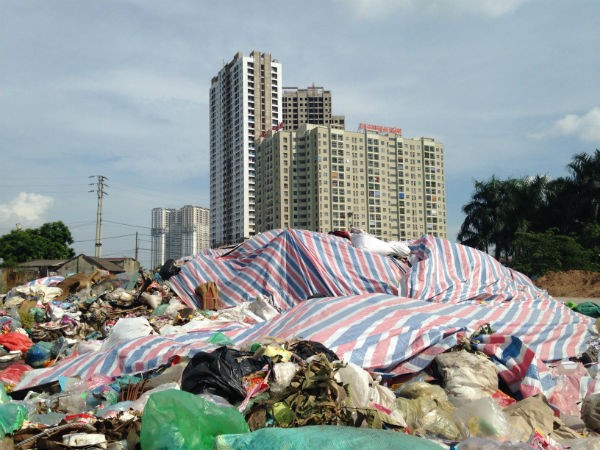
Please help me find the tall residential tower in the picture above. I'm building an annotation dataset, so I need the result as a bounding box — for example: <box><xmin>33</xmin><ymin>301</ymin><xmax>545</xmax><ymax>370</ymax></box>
<box><xmin>151</xmin><ymin>205</ymin><xmax>210</xmax><ymax>266</ymax></box>
<box><xmin>209</xmin><ymin>51</ymin><xmax>282</xmax><ymax>247</ymax></box>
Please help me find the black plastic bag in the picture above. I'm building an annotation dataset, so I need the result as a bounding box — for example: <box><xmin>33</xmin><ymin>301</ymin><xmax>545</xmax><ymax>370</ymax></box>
<box><xmin>181</xmin><ymin>346</ymin><xmax>271</xmax><ymax>404</ymax></box>
<box><xmin>159</xmin><ymin>259</ymin><xmax>180</xmax><ymax>281</ymax></box>
<box><xmin>288</xmin><ymin>340</ymin><xmax>339</xmax><ymax>362</ymax></box>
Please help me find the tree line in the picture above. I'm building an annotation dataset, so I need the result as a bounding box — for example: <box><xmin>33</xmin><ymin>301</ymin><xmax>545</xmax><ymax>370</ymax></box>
<box><xmin>0</xmin><ymin>221</ymin><xmax>75</xmax><ymax>266</ymax></box>
<box><xmin>458</xmin><ymin>150</ymin><xmax>600</xmax><ymax>277</ymax></box>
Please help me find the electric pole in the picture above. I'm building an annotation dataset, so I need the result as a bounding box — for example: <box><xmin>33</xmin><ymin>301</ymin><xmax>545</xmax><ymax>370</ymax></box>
<box><xmin>89</xmin><ymin>175</ymin><xmax>108</xmax><ymax>257</ymax></box>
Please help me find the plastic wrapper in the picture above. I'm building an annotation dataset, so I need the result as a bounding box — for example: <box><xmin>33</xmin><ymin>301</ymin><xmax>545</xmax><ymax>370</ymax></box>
<box><xmin>140</xmin><ymin>389</ymin><xmax>249</xmax><ymax>450</ymax></box>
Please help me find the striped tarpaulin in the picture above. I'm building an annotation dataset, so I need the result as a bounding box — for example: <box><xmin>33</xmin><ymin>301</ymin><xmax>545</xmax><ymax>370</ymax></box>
<box><xmin>169</xmin><ymin>228</ymin><xmax>408</xmax><ymax>310</ymax></box>
<box><xmin>17</xmin><ymin>292</ymin><xmax>595</xmax><ymax>393</ymax></box>
<box><xmin>14</xmin><ymin>231</ymin><xmax>598</xmax><ymax>395</ymax></box>
<box><xmin>403</xmin><ymin>235</ymin><xmax>550</xmax><ymax>303</ymax></box>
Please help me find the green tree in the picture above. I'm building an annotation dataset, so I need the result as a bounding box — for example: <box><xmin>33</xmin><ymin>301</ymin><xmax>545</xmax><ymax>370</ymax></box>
<box><xmin>0</xmin><ymin>221</ymin><xmax>75</xmax><ymax>266</ymax></box>
<box><xmin>510</xmin><ymin>230</ymin><xmax>598</xmax><ymax>277</ymax></box>
<box><xmin>567</xmin><ymin>149</ymin><xmax>600</xmax><ymax>226</ymax></box>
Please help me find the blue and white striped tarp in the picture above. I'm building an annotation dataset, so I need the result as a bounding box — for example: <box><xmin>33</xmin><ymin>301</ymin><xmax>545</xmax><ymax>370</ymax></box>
<box><xmin>169</xmin><ymin>228</ymin><xmax>408</xmax><ymax>310</ymax></box>
<box><xmin>16</xmin><ymin>231</ymin><xmax>597</xmax><ymax>396</ymax></box>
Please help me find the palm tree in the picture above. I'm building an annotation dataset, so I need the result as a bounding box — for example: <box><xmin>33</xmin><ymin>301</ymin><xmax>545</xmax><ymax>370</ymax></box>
<box><xmin>458</xmin><ymin>177</ymin><xmax>507</xmax><ymax>258</ymax></box>
<box><xmin>567</xmin><ymin>149</ymin><xmax>600</xmax><ymax>225</ymax></box>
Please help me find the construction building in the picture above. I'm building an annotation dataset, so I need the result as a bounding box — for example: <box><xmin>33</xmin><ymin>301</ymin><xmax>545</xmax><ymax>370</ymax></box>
<box><xmin>255</xmin><ymin>123</ymin><xmax>446</xmax><ymax>241</ymax></box>
<box><xmin>282</xmin><ymin>85</ymin><xmax>345</xmax><ymax>131</ymax></box>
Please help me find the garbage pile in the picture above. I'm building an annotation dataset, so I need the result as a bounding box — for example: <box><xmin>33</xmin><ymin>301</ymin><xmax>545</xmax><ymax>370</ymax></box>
<box><xmin>0</xmin><ymin>228</ymin><xmax>600</xmax><ymax>449</ymax></box>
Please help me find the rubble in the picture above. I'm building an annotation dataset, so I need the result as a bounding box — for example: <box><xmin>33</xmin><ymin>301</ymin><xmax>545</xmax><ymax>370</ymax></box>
<box><xmin>0</xmin><ymin>228</ymin><xmax>599</xmax><ymax>448</ymax></box>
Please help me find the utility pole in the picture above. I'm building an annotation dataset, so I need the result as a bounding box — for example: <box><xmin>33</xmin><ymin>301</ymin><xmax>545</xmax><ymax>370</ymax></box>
<box><xmin>135</xmin><ymin>232</ymin><xmax>139</xmax><ymax>261</ymax></box>
<box><xmin>89</xmin><ymin>175</ymin><xmax>108</xmax><ymax>257</ymax></box>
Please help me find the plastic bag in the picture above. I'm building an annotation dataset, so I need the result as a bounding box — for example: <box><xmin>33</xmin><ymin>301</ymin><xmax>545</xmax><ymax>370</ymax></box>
<box><xmin>350</xmin><ymin>229</ymin><xmax>410</xmax><ymax>257</ymax></box>
<box><xmin>215</xmin><ymin>425</ymin><xmax>445</xmax><ymax>450</ymax></box>
<box><xmin>24</xmin><ymin>341</ymin><xmax>54</xmax><ymax>368</ymax></box>
<box><xmin>140</xmin><ymin>389</ymin><xmax>248</xmax><ymax>450</ymax></box>
<box><xmin>573</xmin><ymin>302</ymin><xmax>600</xmax><ymax>318</ymax></box>
<box><xmin>395</xmin><ymin>381</ymin><xmax>461</xmax><ymax>440</ymax></box>
<box><xmin>582</xmin><ymin>392</ymin><xmax>600</xmax><ymax>432</ymax></box>
<box><xmin>454</xmin><ymin>396</ymin><xmax>512</xmax><ymax>440</ymax></box>
<box><xmin>181</xmin><ymin>346</ymin><xmax>271</xmax><ymax>404</ymax></box>
<box><xmin>100</xmin><ymin>317</ymin><xmax>153</xmax><ymax>351</ymax></box>
<box><xmin>435</xmin><ymin>350</ymin><xmax>498</xmax><ymax>404</ymax></box>
<box><xmin>158</xmin><ymin>259</ymin><xmax>180</xmax><ymax>281</ymax></box>
<box><xmin>0</xmin><ymin>363</ymin><xmax>32</xmax><ymax>387</ymax></box>
<box><xmin>0</xmin><ymin>332</ymin><xmax>34</xmax><ymax>353</ymax></box>
<box><xmin>0</xmin><ymin>403</ymin><xmax>27</xmax><ymax>437</ymax></box>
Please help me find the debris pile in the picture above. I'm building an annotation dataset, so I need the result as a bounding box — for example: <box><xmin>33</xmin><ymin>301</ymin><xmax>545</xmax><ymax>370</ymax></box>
<box><xmin>0</xmin><ymin>228</ymin><xmax>599</xmax><ymax>449</ymax></box>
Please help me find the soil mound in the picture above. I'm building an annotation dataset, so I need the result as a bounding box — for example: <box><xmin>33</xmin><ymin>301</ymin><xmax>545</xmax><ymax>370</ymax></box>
<box><xmin>534</xmin><ymin>270</ymin><xmax>600</xmax><ymax>298</ymax></box>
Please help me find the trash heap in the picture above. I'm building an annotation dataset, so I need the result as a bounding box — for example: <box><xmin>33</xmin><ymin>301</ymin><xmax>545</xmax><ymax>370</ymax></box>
<box><xmin>0</xmin><ymin>228</ymin><xmax>600</xmax><ymax>449</ymax></box>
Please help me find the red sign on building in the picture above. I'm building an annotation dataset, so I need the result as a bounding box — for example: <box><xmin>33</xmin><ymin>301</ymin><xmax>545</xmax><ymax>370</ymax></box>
<box><xmin>359</xmin><ymin>123</ymin><xmax>402</xmax><ymax>135</ymax></box>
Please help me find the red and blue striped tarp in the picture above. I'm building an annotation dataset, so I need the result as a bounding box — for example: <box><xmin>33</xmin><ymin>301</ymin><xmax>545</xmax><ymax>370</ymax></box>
<box><xmin>169</xmin><ymin>228</ymin><xmax>408</xmax><ymax>310</ymax></box>
<box><xmin>15</xmin><ymin>231</ymin><xmax>597</xmax><ymax>397</ymax></box>
<box><xmin>402</xmin><ymin>235</ymin><xmax>546</xmax><ymax>304</ymax></box>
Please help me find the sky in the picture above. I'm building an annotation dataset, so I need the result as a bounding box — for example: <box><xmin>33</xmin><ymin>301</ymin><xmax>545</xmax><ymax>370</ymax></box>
<box><xmin>1</xmin><ymin>0</ymin><xmax>599</xmax><ymax>268</ymax></box>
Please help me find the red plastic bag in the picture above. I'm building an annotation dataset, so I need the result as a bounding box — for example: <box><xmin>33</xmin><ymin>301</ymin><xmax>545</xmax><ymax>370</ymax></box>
<box><xmin>0</xmin><ymin>332</ymin><xmax>34</xmax><ymax>353</ymax></box>
<box><xmin>0</xmin><ymin>363</ymin><xmax>33</xmax><ymax>387</ymax></box>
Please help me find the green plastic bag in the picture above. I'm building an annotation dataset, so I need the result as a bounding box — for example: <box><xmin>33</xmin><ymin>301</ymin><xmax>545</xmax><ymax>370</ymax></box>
<box><xmin>573</xmin><ymin>302</ymin><xmax>600</xmax><ymax>318</ymax></box>
<box><xmin>140</xmin><ymin>389</ymin><xmax>249</xmax><ymax>450</ymax></box>
<box><xmin>0</xmin><ymin>403</ymin><xmax>27</xmax><ymax>437</ymax></box>
<box><xmin>215</xmin><ymin>425</ymin><xmax>445</xmax><ymax>450</ymax></box>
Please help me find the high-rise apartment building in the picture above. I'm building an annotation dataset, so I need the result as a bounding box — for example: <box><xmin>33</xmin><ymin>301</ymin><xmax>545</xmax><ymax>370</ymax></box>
<box><xmin>151</xmin><ymin>205</ymin><xmax>210</xmax><ymax>267</ymax></box>
<box><xmin>282</xmin><ymin>86</ymin><xmax>345</xmax><ymax>131</ymax></box>
<box><xmin>209</xmin><ymin>51</ymin><xmax>282</xmax><ymax>247</ymax></box>
<box><xmin>255</xmin><ymin>124</ymin><xmax>446</xmax><ymax>241</ymax></box>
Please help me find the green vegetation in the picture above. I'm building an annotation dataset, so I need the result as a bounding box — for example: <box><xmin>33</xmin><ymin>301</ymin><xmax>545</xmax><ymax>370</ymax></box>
<box><xmin>459</xmin><ymin>150</ymin><xmax>600</xmax><ymax>277</ymax></box>
<box><xmin>0</xmin><ymin>221</ymin><xmax>75</xmax><ymax>266</ymax></box>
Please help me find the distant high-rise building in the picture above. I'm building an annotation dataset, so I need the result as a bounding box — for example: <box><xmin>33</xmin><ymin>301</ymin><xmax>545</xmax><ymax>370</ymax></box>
<box><xmin>255</xmin><ymin>124</ymin><xmax>446</xmax><ymax>240</ymax></box>
<box><xmin>282</xmin><ymin>86</ymin><xmax>345</xmax><ymax>131</ymax></box>
<box><xmin>151</xmin><ymin>205</ymin><xmax>210</xmax><ymax>267</ymax></box>
<box><xmin>209</xmin><ymin>51</ymin><xmax>282</xmax><ymax>247</ymax></box>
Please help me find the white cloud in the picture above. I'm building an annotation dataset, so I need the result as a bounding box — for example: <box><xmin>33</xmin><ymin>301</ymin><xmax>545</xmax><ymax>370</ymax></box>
<box><xmin>0</xmin><ymin>193</ymin><xmax>54</xmax><ymax>227</ymax></box>
<box><xmin>337</xmin><ymin>0</ymin><xmax>527</xmax><ymax>19</ymax></box>
<box><xmin>536</xmin><ymin>107</ymin><xmax>600</xmax><ymax>142</ymax></box>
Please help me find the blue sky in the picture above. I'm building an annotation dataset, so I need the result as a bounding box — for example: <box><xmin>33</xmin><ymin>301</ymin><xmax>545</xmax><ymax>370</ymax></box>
<box><xmin>1</xmin><ymin>0</ymin><xmax>599</xmax><ymax>268</ymax></box>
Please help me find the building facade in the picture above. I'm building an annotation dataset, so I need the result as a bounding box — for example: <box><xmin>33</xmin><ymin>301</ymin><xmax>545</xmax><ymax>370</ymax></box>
<box><xmin>151</xmin><ymin>206</ymin><xmax>210</xmax><ymax>267</ymax></box>
<box><xmin>255</xmin><ymin>124</ymin><xmax>446</xmax><ymax>241</ymax></box>
<box><xmin>282</xmin><ymin>86</ymin><xmax>345</xmax><ymax>131</ymax></box>
<box><xmin>209</xmin><ymin>51</ymin><xmax>282</xmax><ymax>247</ymax></box>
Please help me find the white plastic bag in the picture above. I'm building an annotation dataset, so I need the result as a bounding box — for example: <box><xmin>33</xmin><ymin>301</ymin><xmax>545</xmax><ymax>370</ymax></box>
<box><xmin>435</xmin><ymin>350</ymin><xmax>498</xmax><ymax>405</ymax></box>
<box><xmin>101</xmin><ymin>317</ymin><xmax>153</xmax><ymax>351</ymax></box>
<box><xmin>350</xmin><ymin>228</ymin><xmax>410</xmax><ymax>258</ymax></box>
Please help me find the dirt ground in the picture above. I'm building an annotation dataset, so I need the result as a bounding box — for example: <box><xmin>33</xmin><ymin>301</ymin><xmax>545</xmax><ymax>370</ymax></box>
<box><xmin>534</xmin><ymin>270</ymin><xmax>600</xmax><ymax>298</ymax></box>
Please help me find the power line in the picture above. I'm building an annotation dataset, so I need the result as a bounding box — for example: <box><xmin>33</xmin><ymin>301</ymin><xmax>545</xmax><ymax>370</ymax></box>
<box><xmin>73</xmin><ymin>233</ymin><xmax>136</xmax><ymax>243</ymax></box>
<box><xmin>104</xmin><ymin>220</ymin><xmax>151</xmax><ymax>229</ymax></box>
